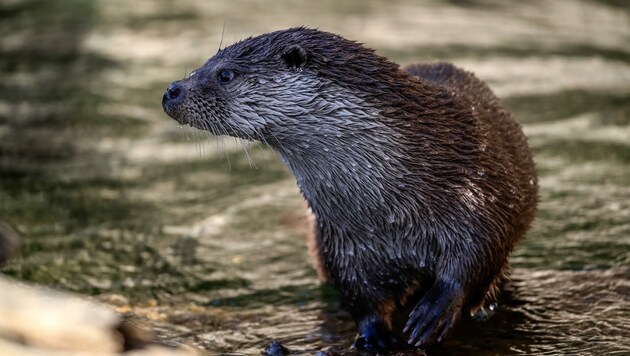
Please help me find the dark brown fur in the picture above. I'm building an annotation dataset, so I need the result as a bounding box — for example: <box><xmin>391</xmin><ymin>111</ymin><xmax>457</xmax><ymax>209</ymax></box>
<box><xmin>162</xmin><ymin>28</ymin><xmax>538</xmax><ymax>351</ymax></box>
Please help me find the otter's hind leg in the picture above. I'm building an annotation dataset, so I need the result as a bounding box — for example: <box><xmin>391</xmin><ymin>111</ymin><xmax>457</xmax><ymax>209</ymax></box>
<box><xmin>471</xmin><ymin>261</ymin><xmax>511</xmax><ymax>321</ymax></box>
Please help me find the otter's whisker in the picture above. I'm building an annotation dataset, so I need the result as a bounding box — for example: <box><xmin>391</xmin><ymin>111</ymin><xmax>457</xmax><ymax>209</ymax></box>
<box><xmin>218</xmin><ymin>21</ymin><xmax>226</xmax><ymax>51</ymax></box>
<box><xmin>192</xmin><ymin>126</ymin><xmax>201</xmax><ymax>157</ymax></box>
<box><xmin>183</xmin><ymin>125</ymin><xmax>192</xmax><ymax>142</ymax></box>
<box><xmin>216</xmin><ymin>122</ymin><xmax>232</xmax><ymax>170</ymax></box>
<box><xmin>198</xmin><ymin>127</ymin><xmax>207</xmax><ymax>156</ymax></box>
<box><xmin>199</xmin><ymin>118</ymin><xmax>221</xmax><ymax>163</ymax></box>
<box><xmin>175</xmin><ymin>122</ymin><xmax>185</xmax><ymax>141</ymax></box>
<box><xmin>208</xmin><ymin>123</ymin><xmax>224</xmax><ymax>160</ymax></box>
<box><xmin>222</xmin><ymin>119</ymin><xmax>258</xmax><ymax>169</ymax></box>
<box><xmin>242</xmin><ymin>139</ymin><xmax>258</xmax><ymax>169</ymax></box>
<box><xmin>265</xmin><ymin>129</ymin><xmax>287</xmax><ymax>155</ymax></box>
<box><xmin>242</xmin><ymin>141</ymin><xmax>256</xmax><ymax>169</ymax></box>
<box><xmin>246</xmin><ymin>135</ymin><xmax>266</xmax><ymax>157</ymax></box>
<box><xmin>200</xmin><ymin>121</ymin><xmax>218</xmax><ymax>157</ymax></box>
<box><xmin>255</xmin><ymin>131</ymin><xmax>275</xmax><ymax>157</ymax></box>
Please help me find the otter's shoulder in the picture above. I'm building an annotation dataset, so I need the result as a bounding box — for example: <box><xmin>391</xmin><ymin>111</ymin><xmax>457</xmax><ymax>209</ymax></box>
<box><xmin>403</xmin><ymin>62</ymin><xmax>494</xmax><ymax>99</ymax></box>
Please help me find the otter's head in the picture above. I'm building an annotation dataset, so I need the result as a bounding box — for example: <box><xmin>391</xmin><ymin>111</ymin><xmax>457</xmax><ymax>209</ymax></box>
<box><xmin>162</xmin><ymin>27</ymin><xmax>404</xmax><ymax>153</ymax></box>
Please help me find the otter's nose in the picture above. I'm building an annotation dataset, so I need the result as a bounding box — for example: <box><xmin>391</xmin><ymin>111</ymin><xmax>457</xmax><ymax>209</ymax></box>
<box><xmin>162</xmin><ymin>82</ymin><xmax>185</xmax><ymax>107</ymax></box>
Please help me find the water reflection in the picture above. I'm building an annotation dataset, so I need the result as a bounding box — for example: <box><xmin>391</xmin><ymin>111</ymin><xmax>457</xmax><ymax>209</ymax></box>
<box><xmin>1</xmin><ymin>0</ymin><xmax>629</xmax><ymax>354</ymax></box>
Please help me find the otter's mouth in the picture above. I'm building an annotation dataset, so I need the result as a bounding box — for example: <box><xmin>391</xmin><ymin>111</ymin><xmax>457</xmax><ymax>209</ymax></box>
<box><xmin>162</xmin><ymin>104</ymin><xmax>189</xmax><ymax>125</ymax></box>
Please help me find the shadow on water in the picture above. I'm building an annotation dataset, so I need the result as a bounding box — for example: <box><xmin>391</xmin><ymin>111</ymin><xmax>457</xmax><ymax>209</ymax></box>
<box><xmin>1</xmin><ymin>0</ymin><xmax>629</xmax><ymax>355</ymax></box>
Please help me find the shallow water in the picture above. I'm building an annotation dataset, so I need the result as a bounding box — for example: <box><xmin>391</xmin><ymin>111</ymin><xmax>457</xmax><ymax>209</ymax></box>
<box><xmin>1</xmin><ymin>0</ymin><xmax>629</xmax><ymax>354</ymax></box>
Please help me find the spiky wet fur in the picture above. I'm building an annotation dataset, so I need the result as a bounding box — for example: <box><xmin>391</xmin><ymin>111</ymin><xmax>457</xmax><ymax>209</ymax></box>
<box><xmin>163</xmin><ymin>27</ymin><xmax>538</xmax><ymax>350</ymax></box>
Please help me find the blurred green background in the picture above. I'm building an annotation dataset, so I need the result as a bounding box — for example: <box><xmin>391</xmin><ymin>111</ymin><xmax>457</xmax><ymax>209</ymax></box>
<box><xmin>0</xmin><ymin>0</ymin><xmax>629</xmax><ymax>354</ymax></box>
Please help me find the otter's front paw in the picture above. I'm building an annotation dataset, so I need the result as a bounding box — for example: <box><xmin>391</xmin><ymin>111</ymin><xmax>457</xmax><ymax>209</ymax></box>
<box><xmin>404</xmin><ymin>279</ymin><xmax>464</xmax><ymax>348</ymax></box>
<box><xmin>352</xmin><ymin>319</ymin><xmax>408</xmax><ymax>352</ymax></box>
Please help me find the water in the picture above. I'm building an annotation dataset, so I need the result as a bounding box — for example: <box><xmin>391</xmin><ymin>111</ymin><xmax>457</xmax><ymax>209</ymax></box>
<box><xmin>1</xmin><ymin>0</ymin><xmax>629</xmax><ymax>354</ymax></box>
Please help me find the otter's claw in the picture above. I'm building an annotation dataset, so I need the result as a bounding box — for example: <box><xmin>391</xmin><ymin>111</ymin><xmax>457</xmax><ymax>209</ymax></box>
<box><xmin>404</xmin><ymin>279</ymin><xmax>464</xmax><ymax>348</ymax></box>
<box><xmin>353</xmin><ymin>318</ymin><xmax>409</xmax><ymax>352</ymax></box>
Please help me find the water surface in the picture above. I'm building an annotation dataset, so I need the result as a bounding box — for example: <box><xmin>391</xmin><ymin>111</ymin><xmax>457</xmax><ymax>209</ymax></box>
<box><xmin>1</xmin><ymin>0</ymin><xmax>629</xmax><ymax>354</ymax></box>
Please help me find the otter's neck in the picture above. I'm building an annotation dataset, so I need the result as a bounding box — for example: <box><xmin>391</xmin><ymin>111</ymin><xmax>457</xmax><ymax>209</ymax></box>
<box><xmin>276</xmin><ymin>117</ymin><xmax>424</xmax><ymax>234</ymax></box>
<box><xmin>266</xmin><ymin>75</ymin><xmax>445</xmax><ymax>234</ymax></box>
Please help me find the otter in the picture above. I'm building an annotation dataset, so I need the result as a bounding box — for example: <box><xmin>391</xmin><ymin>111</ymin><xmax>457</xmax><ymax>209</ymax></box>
<box><xmin>162</xmin><ymin>27</ymin><xmax>537</xmax><ymax>351</ymax></box>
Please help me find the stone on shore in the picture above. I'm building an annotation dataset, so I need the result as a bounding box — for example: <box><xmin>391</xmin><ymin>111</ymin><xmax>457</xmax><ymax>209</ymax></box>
<box><xmin>0</xmin><ymin>276</ymin><xmax>196</xmax><ymax>356</ymax></box>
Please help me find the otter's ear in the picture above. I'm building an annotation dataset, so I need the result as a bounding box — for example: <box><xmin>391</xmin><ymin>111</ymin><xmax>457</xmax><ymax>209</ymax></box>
<box><xmin>281</xmin><ymin>45</ymin><xmax>308</xmax><ymax>69</ymax></box>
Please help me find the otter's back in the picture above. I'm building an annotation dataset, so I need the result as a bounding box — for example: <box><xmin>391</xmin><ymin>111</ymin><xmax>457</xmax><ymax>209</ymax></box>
<box><xmin>404</xmin><ymin>61</ymin><xmax>538</xmax><ymax>239</ymax></box>
<box><xmin>403</xmin><ymin>62</ymin><xmax>495</xmax><ymax>101</ymax></box>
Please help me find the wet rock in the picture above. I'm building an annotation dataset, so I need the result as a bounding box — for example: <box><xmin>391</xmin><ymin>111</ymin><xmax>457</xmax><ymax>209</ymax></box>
<box><xmin>0</xmin><ymin>276</ymin><xmax>196</xmax><ymax>355</ymax></box>
<box><xmin>262</xmin><ymin>340</ymin><xmax>289</xmax><ymax>356</ymax></box>
<box><xmin>392</xmin><ymin>351</ymin><xmax>427</xmax><ymax>356</ymax></box>
<box><xmin>0</xmin><ymin>222</ymin><xmax>19</xmax><ymax>267</ymax></box>
<box><xmin>100</xmin><ymin>293</ymin><xmax>131</xmax><ymax>307</ymax></box>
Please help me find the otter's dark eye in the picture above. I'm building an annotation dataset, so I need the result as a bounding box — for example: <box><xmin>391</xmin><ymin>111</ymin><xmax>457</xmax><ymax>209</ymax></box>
<box><xmin>217</xmin><ymin>69</ymin><xmax>234</xmax><ymax>84</ymax></box>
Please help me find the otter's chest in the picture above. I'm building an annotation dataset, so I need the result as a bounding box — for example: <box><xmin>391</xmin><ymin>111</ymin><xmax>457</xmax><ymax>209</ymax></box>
<box><xmin>316</xmin><ymin>221</ymin><xmax>433</xmax><ymax>282</ymax></box>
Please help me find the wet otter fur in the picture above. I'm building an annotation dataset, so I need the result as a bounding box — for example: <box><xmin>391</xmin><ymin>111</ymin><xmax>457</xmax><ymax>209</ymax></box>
<box><xmin>162</xmin><ymin>27</ymin><xmax>538</xmax><ymax>351</ymax></box>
